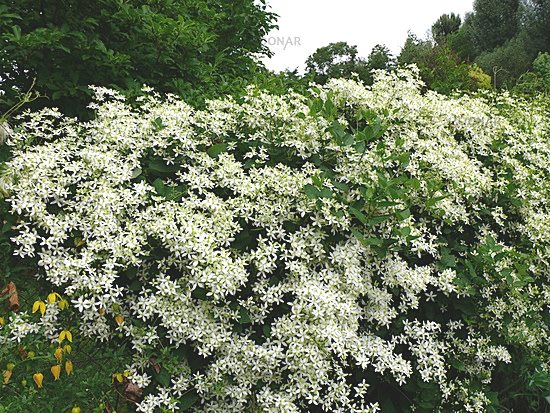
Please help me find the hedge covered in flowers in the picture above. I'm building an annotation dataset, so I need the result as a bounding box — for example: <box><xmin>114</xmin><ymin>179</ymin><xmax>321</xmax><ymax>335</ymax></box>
<box><xmin>1</xmin><ymin>68</ymin><xmax>549</xmax><ymax>412</ymax></box>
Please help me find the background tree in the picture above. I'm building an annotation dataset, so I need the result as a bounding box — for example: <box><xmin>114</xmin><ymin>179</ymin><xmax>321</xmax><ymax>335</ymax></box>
<box><xmin>305</xmin><ymin>41</ymin><xmax>369</xmax><ymax>84</ymax></box>
<box><xmin>306</xmin><ymin>42</ymin><xmax>395</xmax><ymax>85</ymax></box>
<box><xmin>475</xmin><ymin>32</ymin><xmax>534</xmax><ymax>88</ymax></box>
<box><xmin>366</xmin><ymin>44</ymin><xmax>395</xmax><ymax>72</ymax></box>
<box><xmin>0</xmin><ymin>0</ymin><xmax>277</xmax><ymax>118</ymax></box>
<box><xmin>431</xmin><ymin>13</ymin><xmax>462</xmax><ymax>44</ymax></box>
<box><xmin>522</xmin><ymin>0</ymin><xmax>550</xmax><ymax>52</ymax></box>
<box><xmin>398</xmin><ymin>33</ymin><xmax>492</xmax><ymax>94</ymax></box>
<box><xmin>469</xmin><ymin>0</ymin><xmax>520</xmax><ymax>54</ymax></box>
<box><xmin>398</xmin><ymin>33</ymin><xmax>433</xmax><ymax>67</ymax></box>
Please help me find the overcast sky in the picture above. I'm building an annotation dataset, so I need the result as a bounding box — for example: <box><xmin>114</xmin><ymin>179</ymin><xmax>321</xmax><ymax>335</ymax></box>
<box><xmin>262</xmin><ymin>0</ymin><xmax>474</xmax><ymax>72</ymax></box>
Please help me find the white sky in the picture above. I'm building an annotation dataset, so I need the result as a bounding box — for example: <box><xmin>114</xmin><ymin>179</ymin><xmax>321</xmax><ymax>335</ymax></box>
<box><xmin>262</xmin><ymin>0</ymin><xmax>474</xmax><ymax>72</ymax></box>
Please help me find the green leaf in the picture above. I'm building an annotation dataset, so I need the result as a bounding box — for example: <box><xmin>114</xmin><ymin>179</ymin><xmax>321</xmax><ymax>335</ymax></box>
<box><xmin>308</xmin><ymin>98</ymin><xmax>323</xmax><ymax>115</ymax></box>
<box><xmin>147</xmin><ymin>159</ymin><xmax>179</xmax><ymax>174</ymax></box>
<box><xmin>331</xmin><ymin>180</ymin><xmax>349</xmax><ymax>192</ymax></box>
<box><xmin>440</xmin><ymin>252</ymin><xmax>456</xmax><ymax>268</ymax></box>
<box><xmin>154</xmin><ymin>369</ymin><xmax>171</xmax><ymax>387</ymax></box>
<box><xmin>349</xmin><ymin>206</ymin><xmax>368</xmax><ymax>225</ymax></box>
<box><xmin>238</xmin><ymin>306</ymin><xmax>251</xmax><ymax>324</ymax></box>
<box><xmin>352</xmin><ymin>230</ymin><xmax>384</xmax><ymax>247</ymax></box>
<box><xmin>426</xmin><ymin>195</ymin><xmax>448</xmax><ymax>207</ymax></box>
<box><xmin>367</xmin><ymin>215</ymin><xmax>391</xmax><ymax>226</ymax></box>
<box><xmin>407</xmin><ymin>178</ymin><xmax>421</xmax><ymax>190</ymax></box>
<box><xmin>207</xmin><ymin>143</ymin><xmax>228</xmax><ymax>158</ymax></box>
<box><xmin>12</xmin><ymin>25</ymin><xmax>21</xmax><ymax>41</ymax></box>
<box><xmin>397</xmin><ymin>226</ymin><xmax>411</xmax><ymax>237</ymax></box>
<box><xmin>397</xmin><ymin>152</ymin><xmax>410</xmax><ymax>166</ymax></box>
<box><xmin>395</xmin><ymin>208</ymin><xmax>411</xmax><ymax>221</ymax></box>
<box><xmin>191</xmin><ymin>287</ymin><xmax>208</xmax><ymax>300</ymax></box>
<box><xmin>376</xmin><ymin>201</ymin><xmax>401</xmax><ymax>208</ymax></box>
<box><xmin>152</xmin><ymin>178</ymin><xmax>165</xmax><ymax>195</ymax></box>
<box><xmin>179</xmin><ymin>390</ymin><xmax>199</xmax><ymax>411</ymax></box>
<box><xmin>323</xmin><ymin>99</ymin><xmax>337</xmax><ymax>118</ymax></box>
<box><xmin>354</xmin><ymin>140</ymin><xmax>366</xmax><ymax>153</ymax></box>
<box><xmin>319</xmin><ymin>187</ymin><xmax>333</xmax><ymax>198</ymax></box>
<box><xmin>304</xmin><ymin>184</ymin><xmax>321</xmax><ymax>199</ymax></box>
<box><xmin>152</xmin><ymin>117</ymin><xmax>166</xmax><ymax>130</ymax></box>
<box><xmin>341</xmin><ymin>133</ymin><xmax>354</xmax><ymax>146</ymax></box>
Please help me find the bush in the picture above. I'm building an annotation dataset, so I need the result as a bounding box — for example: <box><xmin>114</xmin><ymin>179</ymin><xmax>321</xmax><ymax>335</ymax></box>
<box><xmin>1</xmin><ymin>69</ymin><xmax>549</xmax><ymax>412</ymax></box>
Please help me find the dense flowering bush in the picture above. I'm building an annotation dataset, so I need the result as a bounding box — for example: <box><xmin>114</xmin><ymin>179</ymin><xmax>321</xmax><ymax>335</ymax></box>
<box><xmin>1</xmin><ymin>68</ymin><xmax>549</xmax><ymax>412</ymax></box>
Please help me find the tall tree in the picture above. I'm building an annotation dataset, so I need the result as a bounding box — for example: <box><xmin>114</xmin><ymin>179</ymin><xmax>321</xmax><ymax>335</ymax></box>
<box><xmin>523</xmin><ymin>0</ymin><xmax>550</xmax><ymax>52</ymax></box>
<box><xmin>469</xmin><ymin>0</ymin><xmax>520</xmax><ymax>54</ymax></box>
<box><xmin>0</xmin><ymin>0</ymin><xmax>276</xmax><ymax>117</ymax></box>
<box><xmin>432</xmin><ymin>13</ymin><xmax>462</xmax><ymax>44</ymax></box>
<box><xmin>366</xmin><ymin>44</ymin><xmax>395</xmax><ymax>71</ymax></box>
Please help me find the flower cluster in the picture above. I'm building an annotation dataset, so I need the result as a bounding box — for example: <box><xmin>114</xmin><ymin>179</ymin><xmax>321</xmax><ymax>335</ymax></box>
<box><xmin>2</xmin><ymin>69</ymin><xmax>549</xmax><ymax>412</ymax></box>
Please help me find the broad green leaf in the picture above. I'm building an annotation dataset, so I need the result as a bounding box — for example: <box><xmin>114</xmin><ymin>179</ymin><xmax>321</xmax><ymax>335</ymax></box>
<box><xmin>207</xmin><ymin>143</ymin><xmax>228</xmax><ymax>158</ymax></box>
<box><xmin>348</xmin><ymin>206</ymin><xmax>368</xmax><ymax>225</ymax></box>
<box><xmin>304</xmin><ymin>184</ymin><xmax>321</xmax><ymax>199</ymax></box>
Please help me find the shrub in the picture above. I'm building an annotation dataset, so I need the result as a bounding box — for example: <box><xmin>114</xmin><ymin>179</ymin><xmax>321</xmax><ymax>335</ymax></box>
<box><xmin>1</xmin><ymin>68</ymin><xmax>549</xmax><ymax>412</ymax></box>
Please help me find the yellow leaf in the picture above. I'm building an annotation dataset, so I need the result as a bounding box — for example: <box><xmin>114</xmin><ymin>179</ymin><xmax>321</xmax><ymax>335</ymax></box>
<box><xmin>54</xmin><ymin>347</ymin><xmax>63</xmax><ymax>362</ymax></box>
<box><xmin>2</xmin><ymin>370</ymin><xmax>12</xmax><ymax>385</ymax></box>
<box><xmin>112</xmin><ymin>372</ymin><xmax>123</xmax><ymax>383</ymax></box>
<box><xmin>115</xmin><ymin>314</ymin><xmax>124</xmax><ymax>326</ymax></box>
<box><xmin>65</xmin><ymin>360</ymin><xmax>73</xmax><ymax>376</ymax></box>
<box><xmin>50</xmin><ymin>364</ymin><xmax>61</xmax><ymax>380</ymax></box>
<box><xmin>59</xmin><ymin>329</ymin><xmax>73</xmax><ymax>343</ymax></box>
<box><xmin>33</xmin><ymin>372</ymin><xmax>44</xmax><ymax>388</ymax></box>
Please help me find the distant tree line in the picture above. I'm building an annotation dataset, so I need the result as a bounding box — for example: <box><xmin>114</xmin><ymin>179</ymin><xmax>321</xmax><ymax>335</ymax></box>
<box><xmin>1</xmin><ymin>0</ymin><xmax>548</xmax><ymax>122</ymax></box>
<box><xmin>301</xmin><ymin>0</ymin><xmax>550</xmax><ymax>95</ymax></box>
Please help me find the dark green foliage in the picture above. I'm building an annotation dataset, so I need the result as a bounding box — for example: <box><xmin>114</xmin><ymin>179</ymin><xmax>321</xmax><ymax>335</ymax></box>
<box><xmin>398</xmin><ymin>33</ymin><xmax>433</xmax><ymax>67</ymax></box>
<box><xmin>305</xmin><ymin>41</ymin><xmax>370</xmax><ymax>84</ymax></box>
<box><xmin>306</xmin><ymin>41</ymin><xmax>394</xmax><ymax>85</ymax></box>
<box><xmin>366</xmin><ymin>44</ymin><xmax>395</xmax><ymax>72</ymax></box>
<box><xmin>398</xmin><ymin>36</ymin><xmax>485</xmax><ymax>94</ymax></box>
<box><xmin>0</xmin><ymin>0</ymin><xmax>276</xmax><ymax>118</ymax></box>
<box><xmin>523</xmin><ymin>0</ymin><xmax>550</xmax><ymax>52</ymax></box>
<box><xmin>470</xmin><ymin>0</ymin><xmax>520</xmax><ymax>54</ymax></box>
<box><xmin>431</xmin><ymin>13</ymin><xmax>462</xmax><ymax>44</ymax></box>
<box><xmin>476</xmin><ymin>32</ymin><xmax>535</xmax><ymax>88</ymax></box>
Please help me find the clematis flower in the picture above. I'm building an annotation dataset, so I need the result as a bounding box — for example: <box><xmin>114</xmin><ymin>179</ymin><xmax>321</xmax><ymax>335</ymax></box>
<box><xmin>50</xmin><ymin>364</ymin><xmax>61</xmax><ymax>380</ymax></box>
<box><xmin>65</xmin><ymin>360</ymin><xmax>73</xmax><ymax>376</ymax></box>
<box><xmin>32</xmin><ymin>300</ymin><xmax>46</xmax><ymax>316</ymax></box>
<box><xmin>2</xmin><ymin>370</ymin><xmax>12</xmax><ymax>384</ymax></box>
<box><xmin>54</xmin><ymin>347</ymin><xmax>63</xmax><ymax>362</ymax></box>
<box><xmin>58</xmin><ymin>329</ymin><xmax>72</xmax><ymax>343</ymax></box>
<box><xmin>47</xmin><ymin>292</ymin><xmax>60</xmax><ymax>303</ymax></box>
<box><xmin>33</xmin><ymin>372</ymin><xmax>44</xmax><ymax>388</ymax></box>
